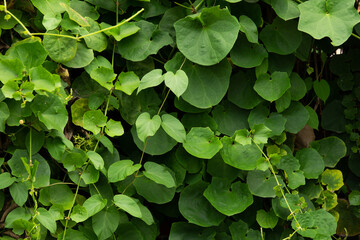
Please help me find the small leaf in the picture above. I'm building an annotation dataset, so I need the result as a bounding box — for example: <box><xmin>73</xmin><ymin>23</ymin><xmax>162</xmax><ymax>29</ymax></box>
<box><xmin>256</xmin><ymin>209</ymin><xmax>278</xmax><ymax>229</ymax></box>
<box><xmin>349</xmin><ymin>191</ymin><xmax>360</xmax><ymax>206</ymax></box>
<box><xmin>135</xmin><ymin>112</ymin><xmax>161</xmax><ymax>142</ymax></box>
<box><xmin>313</xmin><ymin>79</ymin><xmax>330</xmax><ymax>102</ymax></box>
<box><xmin>321</xmin><ymin>169</ymin><xmax>344</xmax><ymax>191</ymax></box>
<box><xmin>143</xmin><ymin>162</ymin><xmax>176</xmax><ymax>188</ymax></box>
<box><xmin>0</xmin><ymin>58</ymin><xmax>25</xmax><ymax>84</ymax></box>
<box><xmin>107</xmin><ymin>160</ymin><xmax>141</xmax><ymax>183</ymax></box>
<box><xmin>252</xmin><ymin>124</ymin><xmax>271</xmax><ymax>144</ymax></box>
<box><xmin>90</xmin><ymin>67</ymin><xmax>116</xmax><ymax>91</ymax></box>
<box><xmin>105</xmin><ymin>119</ymin><xmax>124</xmax><ymax>137</ymax></box>
<box><xmin>29</xmin><ymin>66</ymin><xmax>56</xmax><ymax>92</ymax></box>
<box><xmin>137</xmin><ymin>69</ymin><xmax>164</xmax><ymax>94</ymax></box>
<box><xmin>83</xmin><ymin>110</ymin><xmax>107</xmax><ymax>135</ymax></box>
<box><xmin>9</xmin><ymin>182</ymin><xmax>28</xmax><ymax>207</ymax></box>
<box><xmin>0</xmin><ymin>172</ymin><xmax>15</xmax><ymax>189</ymax></box>
<box><xmin>164</xmin><ymin>70</ymin><xmax>189</xmax><ymax>98</ymax></box>
<box><xmin>71</xmin><ymin>205</ymin><xmax>88</xmax><ymax>223</ymax></box>
<box><xmin>83</xmin><ymin>194</ymin><xmax>107</xmax><ymax>217</ymax></box>
<box><xmin>87</xmin><ymin>151</ymin><xmax>104</xmax><ymax>170</ymax></box>
<box><xmin>161</xmin><ymin>114</ymin><xmax>186</xmax><ymax>143</ymax></box>
<box><xmin>114</xmin><ymin>71</ymin><xmax>140</xmax><ymax>95</ymax></box>
<box><xmin>0</xmin><ymin>102</ymin><xmax>10</xmax><ymax>132</ymax></box>
<box><xmin>234</xmin><ymin>129</ymin><xmax>251</xmax><ymax>145</ymax></box>
<box><xmin>101</xmin><ymin>21</ymin><xmax>140</xmax><ymax>41</ymax></box>
<box><xmin>113</xmin><ymin>194</ymin><xmax>142</xmax><ymax>218</ymax></box>
<box><xmin>36</xmin><ymin>208</ymin><xmax>57</xmax><ymax>233</ymax></box>
<box><xmin>239</xmin><ymin>15</ymin><xmax>258</xmax><ymax>43</ymax></box>
<box><xmin>254</xmin><ymin>72</ymin><xmax>291</xmax><ymax>102</ymax></box>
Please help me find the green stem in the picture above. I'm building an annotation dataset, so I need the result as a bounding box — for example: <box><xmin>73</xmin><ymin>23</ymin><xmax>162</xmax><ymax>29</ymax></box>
<box><xmin>352</xmin><ymin>33</ymin><xmax>360</xmax><ymax>41</ymax></box>
<box><xmin>31</xmin><ymin>32</ymin><xmax>78</xmax><ymax>40</ymax></box>
<box><xmin>195</xmin><ymin>0</ymin><xmax>205</xmax><ymax>10</ymax></box>
<box><xmin>4</xmin><ymin>9</ymin><xmax>31</xmax><ymax>36</ymax></box>
<box><xmin>174</xmin><ymin>2</ymin><xmax>193</xmax><ymax>10</ymax></box>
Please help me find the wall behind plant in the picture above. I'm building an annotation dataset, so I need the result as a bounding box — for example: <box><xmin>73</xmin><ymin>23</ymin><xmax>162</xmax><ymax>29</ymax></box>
<box><xmin>0</xmin><ymin>0</ymin><xmax>360</xmax><ymax>239</ymax></box>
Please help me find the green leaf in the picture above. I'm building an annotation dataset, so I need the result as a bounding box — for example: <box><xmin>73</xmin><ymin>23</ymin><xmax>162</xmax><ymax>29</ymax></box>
<box><xmin>83</xmin><ymin>110</ymin><xmax>107</xmax><ymax>135</ymax></box>
<box><xmin>203</xmin><ymin>177</ymin><xmax>253</xmax><ymax>216</ymax></box>
<box><xmin>92</xmin><ymin>206</ymin><xmax>121</xmax><ymax>240</ymax></box>
<box><xmin>60</xmin><ymin>229</ymin><xmax>88</xmax><ymax>240</ymax></box>
<box><xmin>115</xmin><ymin>71</ymin><xmax>140</xmax><ymax>95</ymax></box>
<box><xmin>90</xmin><ymin>67</ymin><xmax>116</xmax><ymax>91</ymax></box>
<box><xmin>298</xmin><ymin>0</ymin><xmax>360</xmax><ymax>46</ymax></box>
<box><xmin>349</xmin><ymin>191</ymin><xmax>360</xmax><ymax>206</ymax></box>
<box><xmin>82</xmin><ymin>164</ymin><xmax>99</xmax><ymax>184</ymax></box>
<box><xmin>256</xmin><ymin>209</ymin><xmax>278</xmax><ymax>229</ymax></box>
<box><xmin>87</xmin><ymin>151</ymin><xmax>104</xmax><ymax>170</ymax></box>
<box><xmin>134</xmin><ymin>176</ymin><xmax>176</xmax><ymax>204</ymax></box>
<box><xmin>260</xmin><ymin>17</ymin><xmax>302</xmax><ymax>55</ymax></box>
<box><xmin>169</xmin><ymin>222</ymin><xmax>216</xmax><ymax>240</ymax></box>
<box><xmin>313</xmin><ymin>79</ymin><xmax>330</xmax><ymax>102</ymax></box>
<box><xmin>296</xmin><ymin>148</ymin><xmax>325</xmax><ymax>179</ymax></box>
<box><xmin>239</xmin><ymin>15</ymin><xmax>258</xmax><ymax>43</ymax></box>
<box><xmin>305</xmin><ymin>106</ymin><xmax>319</xmax><ymax>130</ymax></box>
<box><xmin>282</xmin><ymin>102</ymin><xmax>309</xmax><ymax>134</ymax></box>
<box><xmin>247</xmin><ymin>169</ymin><xmax>283</xmax><ymax>198</ymax></box>
<box><xmin>80</xmin><ymin>17</ymin><xmax>107</xmax><ymax>52</ymax></box>
<box><xmin>83</xmin><ymin>194</ymin><xmax>107</xmax><ymax>217</ymax></box>
<box><xmin>310</xmin><ymin>136</ymin><xmax>346</xmax><ymax>168</ymax></box>
<box><xmin>43</xmin><ymin>30</ymin><xmax>77</xmax><ymax>63</ymax></box>
<box><xmin>118</xmin><ymin>20</ymin><xmax>173</xmax><ymax>61</ymax></box>
<box><xmin>0</xmin><ymin>172</ymin><xmax>15</xmax><ymax>189</ymax></box>
<box><xmin>0</xmin><ymin>102</ymin><xmax>10</xmax><ymax>132</ymax></box>
<box><xmin>105</xmin><ymin>119</ymin><xmax>124</xmax><ymax>137</ymax></box>
<box><xmin>143</xmin><ymin>162</ymin><xmax>176</xmax><ymax>188</ymax></box>
<box><xmin>289</xmin><ymin>73</ymin><xmax>307</xmax><ymax>101</ymax></box>
<box><xmin>113</xmin><ymin>194</ymin><xmax>142</xmax><ymax>218</ymax></box>
<box><xmin>101</xmin><ymin>21</ymin><xmax>140</xmax><ymax>41</ymax></box>
<box><xmin>271</xmin><ymin>0</ymin><xmax>300</xmax><ymax>21</ymax></box>
<box><xmin>161</xmin><ymin>114</ymin><xmax>186</xmax><ymax>143</ymax></box>
<box><xmin>61</xmin><ymin>3</ymin><xmax>89</xmax><ymax>27</ymax></box>
<box><xmin>252</xmin><ymin>124</ymin><xmax>271</xmax><ymax>144</ymax></box>
<box><xmin>108</xmin><ymin>160</ymin><xmax>141</xmax><ymax>183</ymax></box>
<box><xmin>5</xmin><ymin>207</ymin><xmax>31</xmax><ymax>230</ymax></box>
<box><xmin>35</xmin><ymin>208</ymin><xmax>56</xmax><ymax>233</ymax></box>
<box><xmin>62</xmin><ymin>148</ymin><xmax>87</xmax><ymax>171</ymax></box>
<box><xmin>71</xmin><ymin>205</ymin><xmax>88</xmax><ymax>223</ymax></box>
<box><xmin>179</xmin><ymin>181</ymin><xmax>225</xmax><ymax>227</ymax></box>
<box><xmin>63</xmin><ymin>42</ymin><xmax>94</xmax><ymax>68</ymax></box>
<box><xmin>135</xmin><ymin>112</ymin><xmax>161</xmax><ymax>142</ymax></box>
<box><xmin>38</xmin><ymin>181</ymin><xmax>73</xmax><ymax>210</ymax></box>
<box><xmin>174</xmin><ymin>6</ymin><xmax>239</xmax><ymax>66</ymax></box>
<box><xmin>31</xmin><ymin>0</ymin><xmax>68</xmax><ymax>16</ymax></box>
<box><xmin>164</xmin><ymin>70</ymin><xmax>189</xmax><ymax>98</ymax></box>
<box><xmin>0</xmin><ymin>58</ymin><xmax>25</xmax><ymax>84</ymax></box>
<box><xmin>254</xmin><ymin>72</ymin><xmax>291</xmax><ymax>102</ymax></box>
<box><xmin>71</xmin><ymin>98</ymin><xmax>89</xmax><ymax>127</ymax></box>
<box><xmin>183</xmin><ymin>127</ymin><xmax>223</xmax><ymax>159</ymax></box>
<box><xmin>29</xmin><ymin>66</ymin><xmax>56</xmax><ymax>92</ymax></box>
<box><xmin>321</xmin><ymin>169</ymin><xmax>344</xmax><ymax>191</ymax></box>
<box><xmin>31</xmin><ymin>93</ymin><xmax>68</xmax><ymax>133</ymax></box>
<box><xmin>137</xmin><ymin>69</ymin><xmax>164</xmax><ymax>94</ymax></box>
<box><xmin>221</xmin><ymin>136</ymin><xmax>261</xmax><ymax>170</ymax></box>
<box><xmin>9</xmin><ymin>182</ymin><xmax>28</xmax><ymax>207</ymax></box>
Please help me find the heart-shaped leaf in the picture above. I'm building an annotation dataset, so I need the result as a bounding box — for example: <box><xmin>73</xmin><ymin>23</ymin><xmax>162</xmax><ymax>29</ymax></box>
<box><xmin>161</xmin><ymin>113</ymin><xmax>186</xmax><ymax>143</ymax></box>
<box><xmin>164</xmin><ymin>70</ymin><xmax>188</xmax><ymax>98</ymax></box>
<box><xmin>135</xmin><ymin>112</ymin><xmax>161</xmax><ymax>142</ymax></box>
<box><xmin>254</xmin><ymin>72</ymin><xmax>291</xmax><ymax>102</ymax></box>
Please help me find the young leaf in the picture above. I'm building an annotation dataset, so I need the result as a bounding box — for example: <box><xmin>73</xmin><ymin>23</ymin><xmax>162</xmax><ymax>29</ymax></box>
<box><xmin>161</xmin><ymin>114</ymin><xmax>186</xmax><ymax>143</ymax></box>
<box><xmin>90</xmin><ymin>67</ymin><xmax>116</xmax><ymax>91</ymax></box>
<box><xmin>87</xmin><ymin>151</ymin><xmax>104</xmax><ymax>170</ymax></box>
<box><xmin>114</xmin><ymin>71</ymin><xmax>140</xmax><ymax>95</ymax></box>
<box><xmin>135</xmin><ymin>112</ymin><xmax>161</xmax><ymax>142</ymax></box>
<box><xmin>252</xmin><ymin>124</ymin><xmax>271</xmax><ymax>144</ymax></box>
<box><xmin>36</xmin><ymin>208</ymin><xmax>57</xmax><ymax>233</ymax></box>
<box><xmin>256</xmin><ymin>209</ymin><xmax>278</xmax><ymax>229</ymax></box>
<box><xmin>164</xmin><ymin>70</ymin><xmax>188</xmax><ymax>98</ymax></box>
<box><xmin>107</xmin><ymin>160</ymin><xmax>141</xmax><ymax>183</ymax></box>
<box><xmin>143</xmin><ymin>162</ymin><xmax>176</xmax><ymax>188</ymax></box>
<box><xmin>71</xmin><ymin>205</ymin><xmax>88</xmax><ymax>223</ymax></box>
<box><xmin>83</xmin><ymin>194</ymin><xmax>107</xmax><ymax>217</ymax></box>
<box><xmin>105</xmin><ymin>119</ymin><xmax>124</xmax><ymax>137</ymax></box>
<box><xmin>137</xmin><ymin>69</ymin><xmax>164</xmax><ymax>94</ymax></box>
<box><xmin>101</xmin><ymin>21</ymin><xmax>140</xmax><ymax>42</ymax></box>
<box><xmin>113</xmin><ymin>194</ymin><xmax>142</xmax><ymax>218</ymax></box>
<box><xmin>29</xmin><ymin>66</ymin><xmax>56</xmax><ymax>92</ymax></box>
<box><xmin>83</xmin><ymin>110</ymin><xmax>107</xmax><ymax>135</ymax></box>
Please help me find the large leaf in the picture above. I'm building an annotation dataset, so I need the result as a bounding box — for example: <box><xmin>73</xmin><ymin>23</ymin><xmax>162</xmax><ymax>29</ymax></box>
<box><xmin>298</xmin><ymin>0</ymin><xmax>360</xmax><ymax>46</ymax></box>
<box><xmin>203</xmin><ymin>177</ymin><xmax>253</xmax><ymax>216</ymax></box>
<box><xmin>174</xmin><ymin>6</ymin><xmax>240</xmax><ymax>66</ymax></box>
<box><xmin>183</xmin><ymin>127</ymin><xmax>223</xmax><ymax>159</ymax></box>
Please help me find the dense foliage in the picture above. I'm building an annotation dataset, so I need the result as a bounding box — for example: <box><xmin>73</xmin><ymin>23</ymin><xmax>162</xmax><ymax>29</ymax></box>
<box><xmin>0</xmin><ymin>0</ymin><xmax>360</xmax><ymax>239</ymax></box>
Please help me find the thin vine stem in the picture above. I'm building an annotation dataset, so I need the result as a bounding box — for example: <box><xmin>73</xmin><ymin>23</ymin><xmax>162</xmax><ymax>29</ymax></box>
<box><xmin>351</xmin><ymin>33</ymin><xmax>360</xmax><ymax>40</ymax></box>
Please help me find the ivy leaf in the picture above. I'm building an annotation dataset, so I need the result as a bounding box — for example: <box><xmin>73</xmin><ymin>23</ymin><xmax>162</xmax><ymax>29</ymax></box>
<box><xmin>83</xmin><ymin>110</ymin><xmax>107</xmax><ymax>135</ymax></box>
<box><xmin>174</xmin><ymin>6</ymin><xmax>240</xmax><ymax>66</ymax></box>
<box><xmin>135</xmin><ymin>112</ymin><xmax>161</xmax><ymax>142</ymax></box>
<box><xmin>239</xmin><ymin>15</ymin><xmax>258</xmax><ymax>43</ymax></box>
<box><xmin>321</xmin><ymin>169</ymin><xmax>344</xmax><ymax>191</ymax></box>
<box><xmin>36</xmin><ymin>208</ymin><xmax>57</xmax><ymax>233</ymax></box>
<box><xmin>107</xmin><ymin>160</ymin><xmax>141</xmax><ymax>183</ymax></box>
<box><xmin>31</xmin><ymin>93</ymin><xmax>68</xmax><ymax>133</ymax></box>
<box><xmin>113</xmin><ymin>194</ymin><xmax>142</xmax><ymax>218</ymax></box>
<box><xmin>143</xmin><ymin>162</ymin><xmax>176</xmax><ymax>188</ymax></box>
<box><xmin>114</xmin><ymin>71</ymin><xmax>140</xmax><ymax>95</ymax></box>
<box><xmin>254</xmin><ymin>72</ymin><xmax>291</xmax><ymax>102</ymax></box>
<box><xmin>183</xmin><ymin>127</ymin><xmax>223</xmax><ymax>159</ymax></box>
<box><xmin>164</xmin><ymin>70</ymin><xmax>188</xmax><ymax>98</ymax></box>
<box><xmin>105</xmin><ymin>119</ymin><xmax>124</xmax><ymax>137</ymax></box>
<box><xmin>313</xmin><ymin>79</ymin><xmax>330</xmax><ymax>102</ymax></box>
<box><xmin>298</xmin><ymin>0</ymin><xmax>360</xmax><ymax>46</ymax></box>
<box><xmin>256</xmin><ymin>209</ymin><xmax>278</xmax><ymax>229</ymax></box>
<box><xmin>161</xmin><ymin>114</ymin><xmax>186</xmax><ymax>143</ymax></box>
<box><xmin>137</xmin><ymin>69</ymin><xmax>164</xmax><ymax>94</ymax></box>
<box><xmin>0</xmin><ymin>58</ymin><xmax>25</xmax><ymax>84</ymax></box>
<box><xmin>203</xmin><ymin>177</ymin><xmax>253</xmax><ymax>216</ymax></box>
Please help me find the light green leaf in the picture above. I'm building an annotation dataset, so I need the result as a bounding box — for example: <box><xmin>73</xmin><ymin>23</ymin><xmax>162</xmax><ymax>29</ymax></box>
<box><xmin>143</xmin><ymin>162</ymin><xmax>176</xmax><ymax>188</ymax></box>
<box><xmin>252</xmin><ymin>124</ymin><xmax>271</xmax><ymax>144</ymax></box>
<box><xmin>0</xmin><ymin>102</ymin><xmax>10</xmax><ymax>132</ymax></box>
<box><xmin>296</xmin><ymin>148</ymin><xmax>324</xmax><ymax>179</ymax></box>
<box><xmin>61</xmin><ymin>3</ymin><xmax>89</xmax><ymax>27</ymax></box>
<box><xmin>90</xmin><ymin>67</ymin><xmax>116</xmax><ymax>91</ymax></box>
<box><xmin>298</xmin><ymin>0</ymin><xmax>360</xmax><ymax>46</ymax></box>
<box><xmin>0</xmin><ymin>58</ymin><xmax>25</xmax><ymax>84</ymax></box>
<box><xmin>174</xmin><ymin>6</ymin><xmax>240</xmax><ymax>66</ymax></box>
<box><xmin>80</xmin><ymin>17</ymin><xmax>107</xmax><ymax>52</ymax></box>
<box><xmin>43</xmin><ymin>30</ymin><xmax>77</xmax><ymax>63</ymax></box>
<box><xmin>83</xmin><ymin>110</ymin><xmax>107</xmax><ymax>135</ymax></box>
<box><xmin>203</xmin><ymin>178</ymin><xmax>253</xmax><ymax>216</ymax></box>
<box><xmin>38</xmin><ymin>181</ymin><xmax>73</xmax><ymax>210</ymax></box>
<box><xmin>321</xmin><ymin>169</ymin><xmax>344</xmax><ymax>191</ymax></box>
<box><xmin>271</xmin><ymin>0</ymin><xmax>300</xmax><ymax>21</ymax></box>
<box><xmin>310</xmin><ymin>136</ymin><xmax>346</xmax><ymax>168</ymax></box>
<box><xmin>239</xmin><ymin>15</ymin><xmax>258</xmax><ymax>43</ymax></box>
<box><xmin>29</xmin><ymin>66</ymin><xmax>56</xmax><ymax>92</ymax></box>
<box><xmin>137</xmin><ymin>69</ymin><xmax>164</xmax><ymax>94</ymax></box>
<box><xmin>254</xmin><ymin>72</ymin><xmax>291</xmax><ymax>102</ymax></box>
<box><xmin>256</xmin><ymin>209</ymin><xmax>278</xmax><ymax>229</ymax></box>
<box><xmin>82</xmin><ymin>164</ymin><xmax>99</xmax><ymax>184</ymax></box>
<box><xmin>36</xmin><ymin>208</ymin><xmax>57</xmax><ymax>233</ymax></box>
<box><xmin>83</xmin><ymin>194</ymin><xmax>107</xmax><ymax>217</ymax></box>
<box><xmin>161</xmin><ymin>114</ymin><xmax>186</xmax><ymax>143</ymax></box>
<box><xmin>135</xmin><ymin>112</ymin><xmax>161</xmax><ymax>142</ymax></box>
<box><xmin>107</xmin><ymin>160</ymin><xmax>141</xmax><ymax>183</ymax></box>
<box><xmin>234</xmin><ymin>129</ymin><xmax>251</xmax><ymax>145</ymax></box>
<box><xmin>70</xmin><ymin>205</ymin><xmax>88</xmax><ymax>223</ymax></box>
<box><xmin>63</xmin><ymin>43</ymin><xmax>94</xmax><ymax>68</ymax></box>
<box><xmin>62</xmin><ymin>148</ymin><xmax>87</xmax><ymax>171</ymax></box>
<box><xmin>31</xmin><ymin>93</ymin><xmax>68</xmax><ymax>133</ymax></box>
<box><xmin>114</xmin><ymin>71</ymin><xmax>140</xmax><ymax>95</ymax></box>
<box><xmin>117</xmin><ymin>20</ymin><xmax>173</xmax><ymax>61</ymax></box>
<box><xmin>105</xmin><ymin>119</ymin><xmax>124</xmax><ymax>137</ymax></box>
<box><xmin>101</xmin><ymin>21</ymin><xmax>140</xmax><ymax>41</ymax></box>
<box><xmin>43</xmin><ymin>13</ymin><xmax>62</xmax><ymax>30</ymax></box>
<box><xmin>71</xmin><ymin>98</ymin><xmax>89</xmax><ymax>127</ymax></box>
<box><xmin>9</xmin><ymin>182</ymin><xmax>28</xmax><ymax>207</ymax></box>
<box><xmin>113</xmin><ymin>194</ymin><xmax>142</xmax><ymax>218</ymax></box>
<box><xmin>0</xmin><ymin>172</ymin><xmax>15</xmax><ymax>189</ymax></box>
<box><xmin>164</xmin><ymin>70</ymin><xmax>188</xmax><ymax>98</ymax></box>
<box><xmin>31</xmin><ymin>0</ymin><xmax>68</xmax><ymax>16</ymax></box>
<box><xmin>313</xmin><ymin>79</ymin><xmax>330</xmax><ymax>102</ymax></box>
<box><xmin>183</xmin><ymin>127</ymin><xmax>222</xmax><ymax>159</ymax></box>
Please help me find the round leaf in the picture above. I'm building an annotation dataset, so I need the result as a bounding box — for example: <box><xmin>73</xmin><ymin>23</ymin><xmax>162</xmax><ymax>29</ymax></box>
<box><xmin>83</xmin><ymin>110</ymin><xmax>107</xmax><ymax>135</ymax></box>
<box><xmin>321</xmin><ymin>169</ymin><xmax>344</xmax><ymax>191</ymax></box>
<box><xmin>296</xmin><ymin>148</ymin><xmax>325</xmax><ymax>179</ymax></box>
<box><xmin>108</xmin><ymin>160</ymin><xmax>141</xmax><ymax>183</ymax></box>
<box><xmin>134</xmin><ymin>176</ymin><xmax>176</xmax><ymax>204</ymax></box>
<box><xmin>256</xmin><ymin>209</ymin><xmax>278</xmax><ymax>229</ymax></box>
<box><xmin>43</xmin><ymin>30</ymin><xmax>77</xmax><ymax>63</ymax></box>
<box><xmin>254</xmin><ymin>72</ymin><xmax>291</xmax><ymax>102</ymax></box>
<box><xmin>310</xmin><ymin>136</ymin><xmax>346</xmax><ymax>168</ymax></box>
<box><xmin>247</xmin><ymin>170</ymin><xmax>283</xmax><ymax>198</ymax></box>
<box><xmin>282</xmin><ymin>101</ymin><xmax>309</xmax><ymax>134</ymax></box>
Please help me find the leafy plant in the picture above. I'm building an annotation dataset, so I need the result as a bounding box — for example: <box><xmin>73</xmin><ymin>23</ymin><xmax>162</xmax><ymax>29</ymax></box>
<box><xmin>0</xmin><ymin>0</ymin><xmax>360</xmax><ymax>239</ymax></box>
